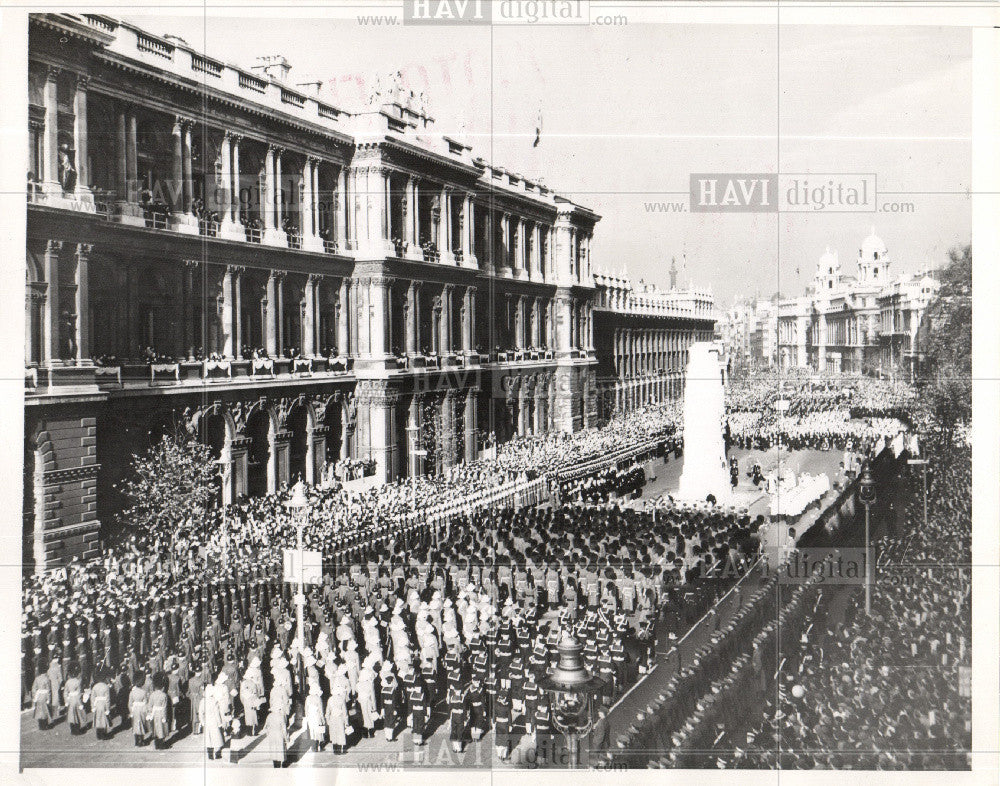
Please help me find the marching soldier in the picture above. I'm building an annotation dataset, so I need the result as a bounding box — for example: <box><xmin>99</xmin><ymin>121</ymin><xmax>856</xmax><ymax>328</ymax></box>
<box><xmin>91</xmin><ymin>670</ymin><xmax>113</xmax><ymax>739</ymax></box>
<box><xmin>149</xmin><ymin>672</ymin><xmax>171</xmax><ymax>749</ymax></box>
<box><xmin>448</xmin><ymin>683</ymin><xmax>466</xmax><ymax>753</ymax></box>
<box><xmin>128</xmin><ymin>671</ymin><xmax>150</xmax><ymax>747</ymax></box>
<box><xmin>406</xmin><ymin>665</ymin><xmax>428</xmax><ymax>746</ymax></box>
<box><xmin>494</xmin><ymin>689</ymin><xmax>512</xmax><ymax>762</ymax></box>
<box><xmin>31</xmin><ymin>661</ymin><xmax>53</xmax><ymax>730</ymax></box>
<box><xmin>466</xmin><ymin>677</ymin><xmax>487</xmax><ymax>744</ymax></box>
<box><xmin>380</xmin><ymin>662</ymin><xmax>402</xmax><ymax>741</ymax></box>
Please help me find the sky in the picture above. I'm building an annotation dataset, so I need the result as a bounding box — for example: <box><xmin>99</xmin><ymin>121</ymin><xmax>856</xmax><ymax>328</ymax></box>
<box><xmin>128</xmin><ymin>14</ymin><xmax>972</xmax><ymax>306</ymax></box>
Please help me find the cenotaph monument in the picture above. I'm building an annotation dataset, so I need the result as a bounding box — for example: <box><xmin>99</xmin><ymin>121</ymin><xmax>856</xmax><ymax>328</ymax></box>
<box><xmin>677</xmin><ymin>342</ymin><xmax>732</xmax><ymax>504</ymax></box>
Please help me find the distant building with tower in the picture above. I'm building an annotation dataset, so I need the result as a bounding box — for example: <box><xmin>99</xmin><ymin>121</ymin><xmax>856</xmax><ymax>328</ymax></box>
<box><xmin>776</xmin><ymin>229</ymin><xmax>939</xmax><ymax>377</ymax></box>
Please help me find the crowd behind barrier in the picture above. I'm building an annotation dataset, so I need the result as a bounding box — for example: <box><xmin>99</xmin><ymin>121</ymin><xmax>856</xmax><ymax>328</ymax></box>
<box><xmin>731</xmin><ymin>432</ymin><xmax>971</xmax><ymax>770</ymax></box>
<box><xmin>639</xmin><ymin>578</ymin><xmax>822</xmax><ymax>769</ymax></box>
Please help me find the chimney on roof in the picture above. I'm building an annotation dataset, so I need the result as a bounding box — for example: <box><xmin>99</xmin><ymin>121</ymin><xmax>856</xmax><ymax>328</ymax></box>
<box><xmin>252</xmin><ymin>55</ymin><xmax>291</xmax><ymax>83</ymax></box>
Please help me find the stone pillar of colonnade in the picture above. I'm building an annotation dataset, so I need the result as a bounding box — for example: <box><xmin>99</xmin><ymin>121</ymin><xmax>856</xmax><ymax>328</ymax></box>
<box><xmin>301</xmin><ymin>157</ymin><xmax>324</xmax><ymax>252</ymax></box>
<box><xmin>461</xmin><ymin>287</ymin><xmax>476</xmax><ymax>357</ymax></box>
<box><xmin>40</xmin><ymin>67</ymin><xmax>61</xmax><ymax>197</ymax></box>
<box><xmin>261</xmin><ymin>146</ymin><xmax>276</xmax><ymax>243</ymax></box>
<box><xmin>440</xmin><ymin>186</ymin><xmax>454</xmax><ymax>264</ymax></box>
<box><xmin>403</xmin><ymin>176</ymin><xmax>416</xmax><ymax>250</ymax></box>
<box><xmin>69</xmin><ymin>74</ymin><xmax>93</xmax><ymax>203</ymax></box>
<box><xmin>358</xmin><ymin>382</ymin><xmax>399</xmax><ymax>483</ymax></box>
<box><xmin>220</xmin><ymin>266</ymin><xmax>235</xmax><ymax>357</ymax></box>
<box><xmin>336</xmin><ymin>166</ymin><xmax>348</xmax><ymax>250</ymax></box>
<box><xmin>302</xmin><ymin>275</ymin><xmax>317</xmax><ymax>356</ymax></box>
<box><xmin>439</xmin><ymin>285</ymin><xmax>453</xmax><ymax>357</ymax></box>
<box><xmin>461</xmin><ymin>193</ymin><xmax>477</xmax><ymax>268</ymax></box>
<box><xmin>218</xmin><ymin>131</ymin><xmax>240</xmax><ymax>240</ymax></box>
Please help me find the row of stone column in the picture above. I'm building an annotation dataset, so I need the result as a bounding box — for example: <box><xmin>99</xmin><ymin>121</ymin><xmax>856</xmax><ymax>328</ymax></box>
<box><xmin>217</xmin><ymin>413</ymin><xmax>352</xmax><ymax>506</ymax></box>
<box><xmin>493</xmin><ymin>213</ymin><xmax>553</xmax><ymax>281</ymax></box>
<box><xmin>34</xmin><ymin>66</ymin><xmax>89</xmax><ymax>199</ymax></box>
<box><xmin>513</xmin><ymin>385</ymin><xmax>553</xmax><ymax>437</ymax></box>
<box><xmin>403</xmin><ymin>282</ymin><xmax>477</xmax><ymax>356</ymax></box>
<box><xmin>190</xmin><ymin>265</ymin><xmax>349</xmax><ymax>359</ymax></box>
<box><xmin>615</xmin><ymin>327</ymin><xmax>695</xmax><ymax>378</ymax></box>
<box><xmin>26</xmin><ymin>241</ymin><xmax>90</xmax><ymax>365</ymax></box>
<box><xmin>615</xmin><ymin>373</ymin><xmax>684</xmax><ymax>413</ymax></box>
<box><xmin>511</xmin><ymin>295</ymin><xmax>555</xmax><ymax>350</ymax></box>
<box><xmin>405</xmin><ymin>389</ymin><xmax>479</xmax><ymax>476</ymax></box>
<box><xmin>32</xmin><ymin>64</ymin><xmax>593</xmax><ymax>288</ymax></box>
<box><xmin>569</xmin><ymin>300</ymin><xmax>594</xmax><ymax>351</ymax></box>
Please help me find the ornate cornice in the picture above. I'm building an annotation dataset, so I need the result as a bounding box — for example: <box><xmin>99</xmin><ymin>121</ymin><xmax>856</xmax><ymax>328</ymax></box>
<box><xmin>42</xmin><ymin>464</ymin><xmax>101</xmax><ymax>485</ymax></box>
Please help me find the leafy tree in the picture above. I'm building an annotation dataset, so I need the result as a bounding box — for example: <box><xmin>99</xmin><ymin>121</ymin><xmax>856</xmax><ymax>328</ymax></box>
<box><xmin>919</xmin><ymin>244</ymin><xmax>971</xmax><ymax>426</ymax></box>
<box><xmin>116</xmin><ymin>431</ymin><xmax>219</xmax><ymax>549</ymax></box>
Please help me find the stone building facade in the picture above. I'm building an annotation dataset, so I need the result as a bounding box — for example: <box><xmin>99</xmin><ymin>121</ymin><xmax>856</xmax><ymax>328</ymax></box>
<box><xmin>776</xmin><ymin>229</ymin><xmax>940</xmax><ymax>377</ymax></box>
<box><xmin>591</xmin><ymin>270</ymin><xmax>715</xmax><ymax>422</ymax></box>
<box><xmin>23</xmin><ymin>13</ymin><xmax>602</xmax><ymax>570</ymax></box>
<box><xmin>777</xmin><ymin>229</ymin><xmax>930</xmax><ymax>375</ymax></box>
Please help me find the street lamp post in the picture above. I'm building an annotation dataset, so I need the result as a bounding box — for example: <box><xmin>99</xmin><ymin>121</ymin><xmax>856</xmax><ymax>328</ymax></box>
<box><xmin>539</xmin><ymin>632</ymin><xmax>606</xmax><ymax>769</ymax></box>
<box><xmin>284</xmin><ymin>480</ymin><xmax>309</xmax><ymax>649</ymax></box>
<box><xmin>858</xmin><ymin>462</ymin><xmax>877</xmax><ymax>616</ymax></box>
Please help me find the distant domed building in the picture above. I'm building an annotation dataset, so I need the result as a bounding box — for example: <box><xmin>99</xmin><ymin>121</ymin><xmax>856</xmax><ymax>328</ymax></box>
<box><xmin>777</xmin><ymin>229</ymin><xmax>937</xmax><ymax>376</ymax></box>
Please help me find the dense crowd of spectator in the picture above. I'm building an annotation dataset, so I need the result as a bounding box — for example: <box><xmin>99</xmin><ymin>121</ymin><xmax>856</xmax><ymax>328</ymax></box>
<box><xmin>729</xmin><ymin>432</ymin><xmax>971</xmax><ymax>769</ymax></box>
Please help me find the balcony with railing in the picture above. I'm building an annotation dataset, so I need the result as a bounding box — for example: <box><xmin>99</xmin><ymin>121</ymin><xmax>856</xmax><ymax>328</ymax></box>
<box><xmin>323</xmin><ymin>239</ymin><xmax>339</xmax><ymax>255</ymax></box>
<box><xmin>286</xmin><ymin>231</ymin><xmax>302</xmax><ymax>250</ymax></box>
<box><xmin>199</xmin><ymin>218</ymin><xmax>220</xmax><ymax>237</ymax></box>
<box><xmin>191</xmin><ymin>52</ymin><xmax>223</xmax><ymax>77</ymax></box>
<box><xmin>144</xmin><ymin>207</ymin><xmax>170</xmax><ymax>229</ymax></box>
<box><xmin>245</xmin><ymin>224</ymin><xmax>263</xmax><ymax>244</ymax></box>
<box><xmin>421</xmin><ymin>241</ymin><xmax>440</xmax><ymax>263</ymax></box>
<box><xmin>93</xmin><ymin>189</ymin><xmax>116</xmax><ymax>218</ymax></box>
<box><xmin>26</xmin><ymin>178</ymin><xmax>44</xmax><ymax>204</ymax></box>
<box><xmin>26</xmin><ymin>352</ymin><xmax>359</xmax><ymax>395</ymax></box>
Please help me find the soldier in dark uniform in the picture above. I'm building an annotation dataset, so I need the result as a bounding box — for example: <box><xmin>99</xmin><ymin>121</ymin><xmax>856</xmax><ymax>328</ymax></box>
<box><xmin>610</xmin><ymin>625</ymin><xmax>627</xmax><ymax>696</ymax></box>
<box><xmin>522</xmin><ymin>671</ymin><xmax>539</xmax><ymax>735</ymax></box>
<box><xmin>448</xmin><ymin>684</ymin><xmax>466</xmax><ymax>753</ymax></box>
<box><xmin>420</xmin><ymin>655</ymin><xmax>438</xmax><ymax>709</ymax></box>
<box><xmin>381</xmin><ymin>664</ymin><xmax>402</xmax><ymax>741</ymax></box>
<box><xmin>406</xmin><ymin>667</ymin><xmax>427</xmax><ymax>746</ymax></box>
<box><xmin>465</xmin><ymin>677</ymin><xmax>486</xmax><ymax>744</ymax></box>
<box><xmin>534</xmin><ymin>693</ymin><xmax>553</xmax><ymax>763</ymax></box>
<box><xmin>493</xmin><ymin>689</ymin><xmax>512</xmax><ymax>762</ymax></box>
